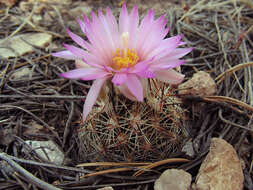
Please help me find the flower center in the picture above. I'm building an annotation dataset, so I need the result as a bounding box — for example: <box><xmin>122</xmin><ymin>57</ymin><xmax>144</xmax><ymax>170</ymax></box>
<box><xmin>112</xmin><ymin>32</ymin><xmax>139</xmax><ymax>70</ymax></box>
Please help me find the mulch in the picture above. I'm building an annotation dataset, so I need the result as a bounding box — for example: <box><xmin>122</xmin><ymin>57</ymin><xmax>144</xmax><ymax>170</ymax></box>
<box><xmin>0</xmin><ymin>0</ymin><xmax>253</xmax><ymax>189</ymax></box>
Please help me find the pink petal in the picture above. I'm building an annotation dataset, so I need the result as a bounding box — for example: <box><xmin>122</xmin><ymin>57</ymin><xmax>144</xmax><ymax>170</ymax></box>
<box><xmin>89</xmin><ymin>12</ymin><xmax>114</xmax><ymax>64</ymax></box>
<box><xmin>76</xmin><ymin>59</ymin><xmax>104</xmax><ymax>70</ymax></box>
<box><xmin>82</xmin><ymin>14</ymin><xmax>91</xmax><ymax>27</ymax></box>
<box><xmin>83</xmin><ymin>77</ymin><xmax>109</xmax><ymax>121</ymax></box>
<box><xmin>81</xmin><ymin>58</ymin><xmax>104</xmax><ymax>69</ymax></box>
<box><xmin>112</xmin><ymin>73</ymin><xmax>127</xmax><ymax>86</ymax></box>
<box><xmin>77</xmin><ymin>18</ymin><xmax>86</xmax><ymax>34</ymax></box>
<box><xmin>137</xmin><ymin>13</ymin><xmax>170</xmax><ymax>59</ymax></box>
<box><xmin>130</xmin><ymin>58</ymin><xmax>154</xmax><ymax>73</ymax></box>
<box><xmin>60</xmin><ymin>68</ymin><xmax>108</xmax><ymax>80</ymax></box>
<box><xmin>154</xmin><ymin>47</ymin><xmax>192</xmax><ymax>63</ymax></box>
<box><xmin>127</xmin><ymin>59</ymin><xmax>155</xmax><ymax>78</ymax></box>
<box><xmin>125</xmin><ymin>74</ymin><xmax>143</xmax><ymax>101</ymax></box>
<box><xmin>131</xmin><ymin>61</ymin><xmax>148</xmax><ymax>73</ymax></box>
<box><xmin>106</xmin><ymin>7</ymin><xmax>120</xmax><ymax>49</ymax></box>
<box><xmin>75</xmin><ymin>60</ymin><xmax>88</xmax><ymax>68</ymax></box>
<box><xmin>138</xmin><ymin>15</ymin><xmax>168</xmax><ymax>54</ymax></box>
<box><xmin>81</xmin><ymin>72</ymin><xmax>110</xmax><ymax>81</ymax></box>
<box><xmin>147</xmin><ymin>34</ymin><xmax>184</xmax><ymax>60</ymax></box>
<box><xmin>66</xmin><ymin>29</ymin><xmax>92</xmax><ymax>51</ymax></box>
<box><xmin>179</xmin><ymin>41</ymin><xmax>187</xmax><ymax>46</ymax></box>
<box><xmin>103</xmin><ymin>65</ymin><xmax>116</xmax><ymax>72</ymax></box>
<box><xmin>136</xmin><ymin>9</ymin><xmax>154</xmax><ymax>52</ymax></box>
<box><xmin>136</xmin><ymin>69</ymin><xmax>155</xmax><ymax>78</ymax></box>
<box><xmin>128</xmin><ymin>5</ymin><xmax>139</xmax><ymax>49</ymax></box>
<box><xmin>63</xmin><ymin>44</ymin><xmax>88</xmax><ymax>58</ymax></box>
<box><xmin>119</xmin><ymin>3</ymin><xmax>129</xmax><ymax>34</ymax></box>
<box><xmin>52</xmin><ymin>50</ymin><xmax>81</xmax><ymax>60</ymax></box>
<box><xmin>154</xmin><ymin>69</ymin><xmax>185</xmax><ymax>84</ymax></box>
<box><xmin>150</xmin><ymin>60</ymin><xmax>185</xmax><ymax>71</ymax></box>
<box><xmin>63</xmin><ymin>44</ymin><xmax>103</xmax><ymax>65</ymax></box>
<box><xmin>98</xmin><ymin>10</ymin><xmax>116</xmax><ymax>50</ymax></box>
<box><xmin>140</xmin><ymin>27</ymin><xmax>169</xmax><ymax>58</ymax></box>
<box><xmin>82</xmin><ymin>14</ymin><xmax>110</xmax><ymax>63</ymax></box>
<box><xmin>164</xmin><ymin>48</ymin><xmax>193</xmax><ymax>60</ymax></box>
<box><xmin>117</xmin><ymin>84</ymin><xmax>138</xmax><ymax>101</ymax></box>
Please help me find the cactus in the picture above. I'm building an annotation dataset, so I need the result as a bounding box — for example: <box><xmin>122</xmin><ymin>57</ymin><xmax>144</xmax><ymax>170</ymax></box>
<box><xmin>78</xmin><ymin>79</ymin><xmax>188</xmax><ymax>162</ymax></box>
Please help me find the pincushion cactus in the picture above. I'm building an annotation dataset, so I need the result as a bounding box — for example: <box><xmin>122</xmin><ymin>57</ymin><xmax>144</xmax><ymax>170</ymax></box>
<box><xmin>78</xmin><ymin>80</ymin><xmax>187</xmax><ymax>162</ymax></box>
<box><xmin>53</xmin><ymin>4</ymin><xmax>191</xmax><ymax>162</ymax></box>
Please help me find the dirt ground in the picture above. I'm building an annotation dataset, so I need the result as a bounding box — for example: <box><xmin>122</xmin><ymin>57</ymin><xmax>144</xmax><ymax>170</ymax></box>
<box><xmin>0</xmin><ymin>0</ymin><xmax>253</xmax><ymax>189</ymax></box>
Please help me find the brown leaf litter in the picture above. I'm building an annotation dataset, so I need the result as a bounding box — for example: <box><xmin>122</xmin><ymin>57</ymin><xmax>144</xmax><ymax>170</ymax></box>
<box><xmin>0</xmin><ymin>0</ymin><xmax>253</xmax><ymax>189</ymax></box>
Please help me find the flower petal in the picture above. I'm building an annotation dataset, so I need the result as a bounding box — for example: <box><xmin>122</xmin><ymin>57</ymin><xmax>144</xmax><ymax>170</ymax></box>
<box><xmin>117</xmin><ymin>84</ymin><xmax>138</xmax><ymax>101</ymax></box>
<box><xmin>155</xmin><ymin>47</ymin><xmax>192</xmax><ymax>63</ymax></box>
<box><xmin>112</xmin><ymin>73</ymin><xmax>127</xmax><ymax>86</ymax></box>
<box><xmin>90</xmin><ymin>11</ymin><xmax>114</xmax><ymax>62</ymax></box>
<box><xmin>63</xmin><ymin>44</ymin><xmax>88</xmax><ymax>58</ymax></box>
<box><xmin>60</xmin><ymin>68</ymin><xmax>108</xmax><ymax>80</ymax></box>
<box><xmin>147</xmin><ymin>34</ymin><xmax>184</xmax><ymax>60</ymax></box>
<box><xmin>138</xmin><ymin>15</ymin><xmax>168</xmax><ymax>57</ymax></box>
<box><xmin>83</xmin><ymin>77</ymin><xmax>109</xmax><ymax>121</ymax></box>
<box><xmin>127</xmin><ymin>59</ymin><xmax>155</xmax><ymax>78</ymax></box>
<box><xmin>125</xmin><ymin>74</ymin><xmax>143</xmax><ymax>101</ymax></box>
<box><xmin>66</xmin><ymin>28</ymin><xmax>92</xmax><ymax>51</ymax></box>
<box><xmin>128</xmin><ymin>5</ymin><xmax>139</xmax><ymax>49</ymax></box>
<box><xmin>105</xmin><ymin>7</ymin><xmax>120</xmax><ymax>49</ymax></box>
<box><xmin>130</xmin><ymin>58</ymin><xmax>154</xmax><ymax>73</ymax></box>
<box><xmin>164</xmin><ymin>48</ymin><xmax>193</xmax><ymax>60</ymax></box>
<box><xmin>82</xmin><ymin>14</ymin><xmax>111</xmax><ymax>63</ymax></box>
<box><xmin>179</xmin><ymin>41</ymin><xmax>187</xmax><ymax>46</ymax></box>
<box><xmin>81</xmin><ymin>58</ymin><xmax>104</xmax><ymax>69</ymax></box>
<box><xmin>136</xmin><ymin>69</ymin><xmax>155</xmax><ymax>78</ymax></box>
<box><xmin>136</xmin><ymin>9</ymin><xmax>154</xmax><ymax>52</ymax></box>
<box><xmin>154</xmin><ymin>69</ymin><xmax>185</xmax><ymax>84</ymax></box>
<box><xmin>150</xmin><ymin>60</ymin><xmax>185</xmax><ymax>71</ymax></box>
<box><xmin>119</xmin><ymin>3</ymin><xmax>129</xmax><ymax>34</ymax></box>
<box><xmin>75</xmin><ymin>59</ymin><xmax>89</xmax><ymax>68</ymax></box>
<box><xmin>52</xmin><ymin>50</ymin><xmax>80</xmax><ymax>60</ymax></box>
<box><xmin>98</xmin><ymin>10</ymin><xmax>116</xmax><ymax>51</ymax></box>
<box><xmin>77</xmin><ymin>18</ymin><xmax>86</xmax><ymax>34</ymax></box>
<box><xmin>63</xmin><ymin>44</ymin><xmax>104</xmax><ymax>65</ymax></box>
<box><xmin>80</xmin><ymin>72</ymin><xmax>111</xmax><ymax>81</ymax></box>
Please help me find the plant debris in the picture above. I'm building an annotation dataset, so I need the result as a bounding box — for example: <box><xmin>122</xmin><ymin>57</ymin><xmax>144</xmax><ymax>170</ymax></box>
<box><xmin>0</xmin><ymin>0</ymin><xmax>253</xmax><ymax>189</ymax></box>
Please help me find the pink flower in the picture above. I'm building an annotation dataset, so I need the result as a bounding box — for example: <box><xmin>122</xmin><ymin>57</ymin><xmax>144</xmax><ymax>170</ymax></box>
<box><xmin>52</xmin><ymin>4</ymin><xmax>192</xmax><ymax>121</ymax></box>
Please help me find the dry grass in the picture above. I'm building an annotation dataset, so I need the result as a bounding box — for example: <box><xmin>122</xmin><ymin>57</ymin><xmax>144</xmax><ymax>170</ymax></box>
<box><xmin>0</xmin><ymin>0</ymin><xmax>253</xmax><ymax>189</ymax></box>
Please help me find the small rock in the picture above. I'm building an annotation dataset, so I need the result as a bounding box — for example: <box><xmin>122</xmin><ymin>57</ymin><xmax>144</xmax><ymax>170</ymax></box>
<box><xmin>0</xmin><ymin>128</ymin><xmax>17</xmax><ymax>146</ymax></box>
<box><xmin>32</xmin><ymin>15</ymin><xmax>43</xmax><ymax>25</ymax></box>
<box><xmin>178</xmin><ymin>71</ymin><xmax>217</xmax><ymax>97</ymax></box>
<box><xmin>19</xmin><ymin>0</ymin><xmax>71</xmax><ymax>14</ymax></box>
<box><xmin>11</xmin><ymin>67</ymin><xmax>31</xmax><ymax>79</ymax></box>
<box><xmin>182</xmin><ymin>140</ymin><xmax>195</xmax><ymax>157</ymax></box>
<box><xmin>23</xmin><ymin>140</ymin><xmax>64</xmax><ymax>165</ymax></box>
<box><xmin>0</xmin><ymin>33</ymin><xmax>52</xmax><ymax>58</ymax></box>
<box><xmin>154</xmin><ymin>169</ymin><xmax>192</xmax><ymax>190</ymax></box>
<box><xmin>0</xmin><ymin>0</ymin><xmax>17</xmax><ymax>7</ymax></box>
<box><xmin>195</xmin><ymin>138</ymin><xmax>244</xmax><ymax>190</ymax></box>
<box><xmin>69</xmin><ymin>3</ymin><xmax>92</xmax><ymax>18</ymax></box>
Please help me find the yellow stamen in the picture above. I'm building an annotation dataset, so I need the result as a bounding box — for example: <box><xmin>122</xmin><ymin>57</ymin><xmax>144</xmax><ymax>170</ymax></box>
<box><xmin>112</xmin><ymin>32</ymin><xmax>139</xmax><ymax>70</ymax></box>
<box><xmin>113</xmin><ymin>49</ymin><xmax>139</xmax><ymax>70</ymax></box>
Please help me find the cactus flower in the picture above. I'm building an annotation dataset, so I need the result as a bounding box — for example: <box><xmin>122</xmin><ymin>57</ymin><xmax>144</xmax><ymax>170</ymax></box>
<box><xmin>52</xmin><ymin>4</ymin><xmax>192</xmax><ymax>121</ymax></box>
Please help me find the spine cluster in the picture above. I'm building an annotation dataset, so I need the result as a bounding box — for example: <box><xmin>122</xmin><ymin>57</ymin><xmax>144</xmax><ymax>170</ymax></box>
<box><xmin>78</xmin><ymin>79</ymin><xmax>187</xmax><ymax>162</ymax></box>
